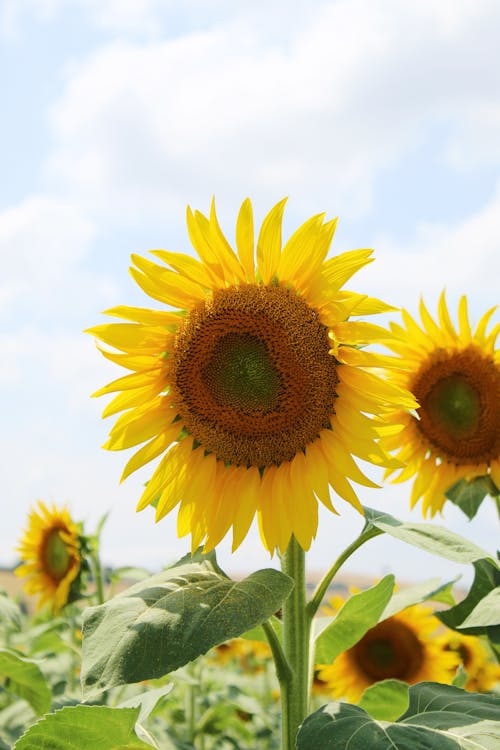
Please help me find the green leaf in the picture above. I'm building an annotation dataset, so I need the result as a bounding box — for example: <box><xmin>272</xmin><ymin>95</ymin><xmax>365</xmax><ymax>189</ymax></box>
<box><xmin>452</xmin><ymin>665</ymin><xmax>468</xmax><ymax>689</ymax></box>
<box><xmin>381</xmin><ymin>577</ymin><xmax>458</xmax><ymax>619</ymax></box>
<box><xmin>358</xmin><ymin>680</ymin><xmax>409</xmax><ymax>722</ymax></box>
<box><xmin>438</xmin><ymin>558</ymin><xmax>500</xmax><ymax>635</ymax></box>
<box><xmin>240</xmin><ymin>614</ymin><xmax>282</xmax><ymax>644</ymax></box>
<box><xmin>0</xmin><ymin>648</ymin><xmax>51</xmax><ymax>716</ymax></box>
<box><xmin>13</xmin><ymin>706</ymin><xmax>152</xmax><ymax>750</ymax></box>
<box><xmin>81</xmin><ymin>552</ymin><xmax>293</xmax><ymax>695</ymax></box>
<box><xmin>118</xmin><ymin>683</ymin><xmax>175</xmax><ymax>723</ymax></box>
<box><xmin>459</xmin><ymin>588</ymin><xmax>500</xmax><ymax>628</ymax></box>
<box><xmin>445</xmin><ymin>476</ymin><xmax>495</xmax><ymax>520</ymax></box>
<box><xmin>297</xmin><ymin>682</ymin><xmax>500</xmax><ymax>750</ymax></box>
<box><xmin>364</xmin><ymin>506</ymin><xmax>493</xmax><ymax>563</ymax></box>
<box><xmin>0</xmin><ymin>589</ymin><xmax>22</xmax><ymax>632</ymax></box>
<box><xmin>314</xmin><ymin>576</ymin><xmax>394</xmax><ymax>664</ymax></box>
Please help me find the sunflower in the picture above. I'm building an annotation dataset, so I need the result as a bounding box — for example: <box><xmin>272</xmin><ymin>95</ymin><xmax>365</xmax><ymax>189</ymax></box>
<box><xmin>87</xmin><ymin>199</ymin><xmax>415</xmax><ymax>553</ymax></box>
<box><xmin>443</xmin><ymin>632</ymin><xmax>500</xmax><ymax>693</ymax></box>
<box><xmin>381</xmin><ymin>293</ymin><xmax>500</xmax><ymax>515</ymax></box>
<box><xmin>316</xmin><ymin>603</ymin><xmax>459</xmax><ymax>702</ymax></box>
<box><xmin>16</xmin><ymin>502</ymin><xmax>82</xmax><ymax>613</ymax></box>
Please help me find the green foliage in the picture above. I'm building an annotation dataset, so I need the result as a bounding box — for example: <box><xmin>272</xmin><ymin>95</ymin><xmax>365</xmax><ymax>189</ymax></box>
<box><xmin>81</xmin><ymin>550</ymin><xmax>293</xmax><ymax>695</ymax></box>
<box><xmin>358</xmin><ymin>680</ymin><xmax>409</xmax><ymax>721</ymax></box>
<box><xmin>381</xmin><ymin>577</ymin><xmax>457</xmax><ymax>619</ymax></box>
<box><xmin>364</xmin><ymin>506</ymin><xmax>493</xmax><ymax>563</ymax></box>
<box><xmin>297</xmin><ymin>682</ymin><xmax>500</xmax><ymax>750</ymax></box>
<box><xmin>459</xmin><ymin>588</ymin><xmax>500</xmax><ymax>628</ymax></box>
<box><xmin>0</xmin><ymin>589</ymin><xmax>22</xmax><ymax>633</ymax></box>
<box><xmin>314</xmin><ymin>576</ymin><xmax>394</xmax><ymax>664</ymax></box>
<box><xmin>437</xmin><ymin>558</ymin><xmax>500</xmax><ymax>635</ymax></box>
<box><xmin>446</xmin><ymin>476</ymin><xmax>498</xmax><ymax>520</ymax></box>
<box><xmin>0</xmin><ymin>648</ymin><xmax>52</xmax><ymax>716</ymax></box>
<box><xmin>13</xmin><ymin>706</ymin><xmax>153</xmax><ymax>749</ymax></box>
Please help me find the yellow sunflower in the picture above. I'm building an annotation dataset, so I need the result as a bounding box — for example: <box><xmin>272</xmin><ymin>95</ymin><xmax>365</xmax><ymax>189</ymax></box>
<box><xmin>316</xmin><ymin>603</ymin><xmax>459</xmax><ymax>702</ymax></box>
<box><xmin>382</xmin><ymin>293</ymin><xmax>500</xmax><ymax>515</ymax></box>
<box><xmin>443</xmin><ymin>632</ymin><xmax>500</xmax><ymax>693</ymax></box>
<box><xmin>87</xmin><ymin>198</ymin><xmax>415</xmax><ymax>553</ymax></box>
<box><xmin>16</xmin><ymin>501</ymin><xmax>82</xmax><ymax>613</ymax></box>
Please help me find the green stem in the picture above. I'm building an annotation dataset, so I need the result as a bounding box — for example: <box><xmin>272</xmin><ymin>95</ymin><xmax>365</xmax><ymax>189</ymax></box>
<box><xmin>306</xmin><ymin>523</ymin><xmax>382</xmax><ymax>620</ymax></box>
<box><xmin>280</xmin><ymin>536</ymin><xmax>309</xmax><ymax>750</ymax></box>
<box><xmin>90</xmin><ymin>548</ymin><xmax>105</xmax><ymax>606</ymax></box>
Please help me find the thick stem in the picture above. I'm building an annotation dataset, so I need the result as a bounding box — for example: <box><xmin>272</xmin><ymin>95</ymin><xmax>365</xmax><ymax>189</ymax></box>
<box><xmin>280</xmin><ymin>536</ymin><xmax>309</xmax><ymax>749</ymax></box>
<box><xmin>306</xmin><ymin>523</ymin><xmax>383</xmax><ymax>620</ymax></box>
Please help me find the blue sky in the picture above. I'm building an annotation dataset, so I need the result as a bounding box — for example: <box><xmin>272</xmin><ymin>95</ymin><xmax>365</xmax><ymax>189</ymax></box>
<box><xmin>1</xmin><ymin>0</ymin><xmax>499</xmax><ymax>586</ymax></box>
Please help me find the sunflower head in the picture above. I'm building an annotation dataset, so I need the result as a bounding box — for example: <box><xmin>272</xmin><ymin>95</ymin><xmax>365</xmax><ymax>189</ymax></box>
<box><xmin>15</xmin><ymin>502</ymin><xmax>83</xmax><ymax>613</ymax></box>
<box><xmin>316</xmin><ymin>602</ymin><xmax>459</xmax><ymax>702</ymax></box>
<box><xmin>87</xmin><ymin>198</ymin><xmax>416</xmax><ymax>554</ymax></box>
<box><xmin>382</xmin><ymin>293</ymin><xmax>500</xmax><ymax>515</ymax></box>
<box><xmin>443</xmin><ymin>632</ymin><xmax>500</xmax><ymax>693</ymax></box>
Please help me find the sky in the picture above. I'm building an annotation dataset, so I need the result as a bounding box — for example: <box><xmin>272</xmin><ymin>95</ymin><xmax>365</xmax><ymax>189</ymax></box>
<box><xmin>1</xmin><ymin>0</ymin><xmax>499</xmax><ymax>588</ymax></box>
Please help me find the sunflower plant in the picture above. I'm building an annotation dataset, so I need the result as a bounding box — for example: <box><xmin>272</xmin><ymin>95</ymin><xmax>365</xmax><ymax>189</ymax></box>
<box><xmin>17</xmin><ymin>198</ymin><xmax>496</xmax><ymax>750</ymax></box>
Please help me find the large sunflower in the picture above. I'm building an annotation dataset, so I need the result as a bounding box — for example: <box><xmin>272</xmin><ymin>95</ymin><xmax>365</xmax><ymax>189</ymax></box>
<box><xmin>382</xmin><ymin>293</ymin><xmax>500</xmax><ymax>515</ymax></box>
<box><xmin>316</xmin><ymin>603</ymin><xmax>459</xmax><ymax>702</ymax></box>
<box><xmin>16</xmin><ymin>502</ymin><xmax>82</xmax><ymax>613</ymax></box>
<box><xmin>87</xmin><ymin>199</ymin><xmax>415</xmax><ymax>553</ymax></box>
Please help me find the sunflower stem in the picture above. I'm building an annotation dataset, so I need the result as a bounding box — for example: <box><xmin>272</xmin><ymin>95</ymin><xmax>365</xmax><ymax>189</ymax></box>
<box><xmin>306</xmin><ymin>522</ymin><xmax>383</xmax><ymax>620</ymax></box>
<box><xmin>280</xmin><ymin>536</ymin><xmax>309</xmax><ymax>750</ymax></box>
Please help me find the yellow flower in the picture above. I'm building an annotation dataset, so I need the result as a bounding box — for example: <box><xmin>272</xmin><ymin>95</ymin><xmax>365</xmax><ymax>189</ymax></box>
<box><xmin>317</xmin><ymin>603</ymin><xmax>459</xmax><ymax>702</ymax></box>
<box><xmin>210</xmin><ymin>638</ymin><xmax>272</xmax><ymax>673</ymax></box>
<box><xmin>444</xmin><ymin>632</ymin><xmax>500</xmax><ymax>693</ymax></box>
<box><xmin>87</xmin><ymin>199</ymin><xmax>415</xmax><ymax>553</ymax></box>
<box><xmin>16</xmin><ymin>502</ymin><xmax>82</xmax><ymax>613</ymax></box>
<box><xmin>382</xmin><ymin>293</ymin><xmax>500</xmax><ymax>515</ymax></box>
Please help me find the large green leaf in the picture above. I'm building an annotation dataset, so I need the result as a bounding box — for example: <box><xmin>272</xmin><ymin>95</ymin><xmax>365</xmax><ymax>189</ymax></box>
<box><xmin>437</xmin><ymin>558</ymin><xmax>500</xmax><ymax>635</ymax></box>
<box><xmin>459</xmin><ymin>588</ymin><xmax>500</xmax><ymax>628</ymax></box>
<box><xmin>0</xmin><ymin>648</ymin><xmax>51</xmax><ymax>716</ymax></box>
<box><xmin>381</xmin><ymin>577</ymin><xmax>457</xmax><ymax>619</ymax></box>
<box><xmin>13</xmin><ymin>706</ymin><xmax>152</xmax><ymax>750</ymax></box>
<box><xmin>81</xmin><ymin>551</ymin><xmax>293</xmax><ymax>695</ymax></box>
<box><xmin>314</xmin><ymin>576</ymin><xmax>394</xmax><ymax>664</ymax></box>
<box><xmin>0</xmin><ymin>589</ymin><xmax>22</xmax><ymax>632</ymax></box>
<box><xmin>364</xmin><ymin>507</ymin><xmax>493</xmax><ymax>563</ymax></box>
<box><xmin>445</xmin><ymin>476</ymin><xmax>497</xmax><ymax>520</ymax></box>
<box><xmin>297</xmin><ymin>682</ymin><xmax>500</xmax><ymax>750</ymax></box>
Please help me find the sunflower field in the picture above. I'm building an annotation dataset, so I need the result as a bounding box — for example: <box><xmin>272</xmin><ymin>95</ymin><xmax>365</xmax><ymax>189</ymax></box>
<box><xmin>2</xmin><ymin>200</ymin><xmax>500</xmax><ymax>749</ymax></box>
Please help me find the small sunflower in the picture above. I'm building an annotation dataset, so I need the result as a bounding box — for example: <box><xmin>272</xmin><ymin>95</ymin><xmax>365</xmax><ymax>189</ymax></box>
<box><xmin>87</xmin><ymin>199</ymin><xmax>415</xmax><ymax>553</ymax></box>
<box><xmin>382</xmin><ymin>293</ymin><xmax>500</xmax><ymax>515</ymax></box>
<box><xmin>16</xmin><ymin>502</ymin><xmax>82</xmax><ymax>613</ymax></box>
<box><xmin>444</xmin><ymin>632</ymin><xmax>500</xmax><ymax>693</ymax></box>
<box><xmin>316</xmin><ymin>603</ymin><xmax>459</xmax><ymax>702</ymax></box>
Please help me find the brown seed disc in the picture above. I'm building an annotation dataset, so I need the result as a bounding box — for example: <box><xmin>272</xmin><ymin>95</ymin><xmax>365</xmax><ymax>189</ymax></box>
<box><xmin>42</xmin><ymin>528</ymin><xmax>72</xmax><ymax>582</ymax></box>
<box><xmin>411</xmin><ymin>345</ymin><xmax>500</xmax><ymax>465</ymax></box>
<box><xmin>169</xmin><ymin>284</ymin><xmax>338</xmax><ymax>467</ymax></box>
<box><xmin>351</xmin><ymin>619</ymin><xmax>424</xmax><ymax>681</ymax></box>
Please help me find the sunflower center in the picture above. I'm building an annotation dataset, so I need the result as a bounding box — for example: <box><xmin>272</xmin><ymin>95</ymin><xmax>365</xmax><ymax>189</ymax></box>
<box><xmin>412</xmin><ymin>345</ymin><xmax>500</xmax><ymax>465</ymax></box>
<box><xmin>170</xmin><ymin>284</ymin><xmax>338</xmax><ymax>467</ymax></box>
<box><xmin>352</xmin><ymin>619</ymin><xmax>423</xmax><ymax>681</ymax></box>
<box><xmin>204</xmin><ymin>333</ymin><xmax>281</xmax><ymax>411</ymax></box>
<box><xmin>43</xmin><ymin>529</ymin><xmax>71</xmax><ymax>582</ymax></box>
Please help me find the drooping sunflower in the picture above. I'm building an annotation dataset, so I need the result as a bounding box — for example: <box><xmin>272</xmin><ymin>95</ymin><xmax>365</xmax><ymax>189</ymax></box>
<box><xmin>443</xmin><ymin>632</ymin><xmax>500</xmax><ymax>693</ymax></box>
<box><xmin>316</xmin><ymin>603</ymin><xmax>459</xmax><ymax>702</ymax></box>
<box><xmin>381</xmin><ymin>293</ymin><xmax>500</xmax><ymax>515</ymax></box>
<box><xmin>87</xmin><ymin>199</ymin><xmax>415</xmax><ymax>553</ymax></box>
<box><xmin>16</xmin><ymin>502</ymin><xmax>82</xmax><ymax>613</ymax></box>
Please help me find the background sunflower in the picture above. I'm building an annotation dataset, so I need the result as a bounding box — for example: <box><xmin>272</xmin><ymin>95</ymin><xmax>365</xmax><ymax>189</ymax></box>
<box><xmin>382</xmin><ymin>293</ymin><xmax>500</xmax><ymax>515</ymax></box>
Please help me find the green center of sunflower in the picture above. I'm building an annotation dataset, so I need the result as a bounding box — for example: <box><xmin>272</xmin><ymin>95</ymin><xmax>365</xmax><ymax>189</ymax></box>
<box><xmin>44</xmin><ymin>529</ymin><xmax>71</xmax><ymax>581</ymax></box>
<box><xmin>204</xmin><ymin>332</ymin><xmax>281</xmax><ymax>412</ymax></box>
<box><xmin>171</xmin><ymin>284</ymin><xmax>338</xmax><ymax>467</ymax></box>
<box><xmin>425</xmin><ymin>375</ymin><xmax>480</xmax><ymax>437</ymax></box>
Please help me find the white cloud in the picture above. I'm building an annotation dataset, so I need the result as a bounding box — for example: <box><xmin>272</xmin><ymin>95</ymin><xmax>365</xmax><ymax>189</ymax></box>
<box><xmin>44</xmin><ymin>0</ymin><xmax>500</xmax><ymax>224</ymax></box>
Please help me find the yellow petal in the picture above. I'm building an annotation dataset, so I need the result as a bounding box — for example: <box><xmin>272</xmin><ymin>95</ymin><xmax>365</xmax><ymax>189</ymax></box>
<box><xmin>120</xmin><ymin>427</ymin><xmax>180</xmax><ymax>482</ymax></box>
<box><xmin>257</xmin><ymin>198</ymin><xmax>287</xmax><ymax>283</ymax></box>
<box><xmin>236</xmin><ymin>198</ymin><xmax>255</xmax><ymax>281</ymax></box>
<box><xmin>103</xmin><ymin>305</ymin><xmax>182</xmax><ymax>327</ymax></box>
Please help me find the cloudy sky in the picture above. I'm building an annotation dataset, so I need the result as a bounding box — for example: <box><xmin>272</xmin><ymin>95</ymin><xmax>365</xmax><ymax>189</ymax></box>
<box><xmin>1</xmin><ymin>0</ymin><xmax>499</xmax><ymax>586</ymax></box>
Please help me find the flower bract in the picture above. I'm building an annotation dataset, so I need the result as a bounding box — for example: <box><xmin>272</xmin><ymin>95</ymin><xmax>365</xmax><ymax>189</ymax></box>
<box><xmin>382</xmin><ymin>293</ymin><xmax>500</xmax><ymax>515</ymax></box>
<box><xmin>87</xmin><ymin>198</ymin><xmax>415</xmax><ymax>553</ymax></box>
<box><xmin>15</xmin><ymin>502</ymin><xmax>82</xmax><ymax>613</ymax></box>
